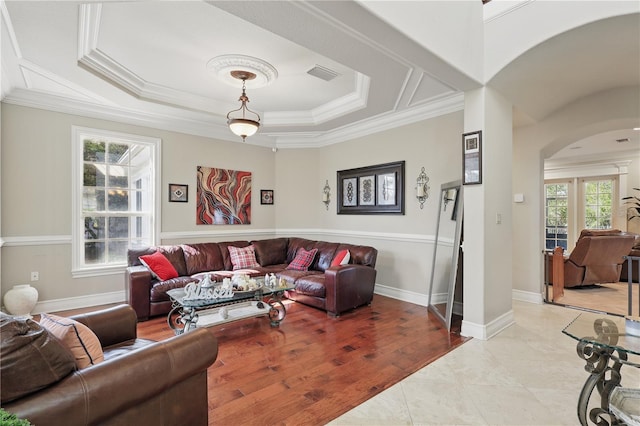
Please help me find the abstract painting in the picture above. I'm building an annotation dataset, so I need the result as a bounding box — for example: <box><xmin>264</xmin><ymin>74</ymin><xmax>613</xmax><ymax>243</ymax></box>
<box><xmin>196</xmin><ymin>166</ymin><xmax>251</xmax><ymax>224</ymax></box>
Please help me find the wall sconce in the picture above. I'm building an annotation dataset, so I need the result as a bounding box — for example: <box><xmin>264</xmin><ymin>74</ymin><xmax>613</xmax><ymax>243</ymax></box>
<box><xmin>416</xmin><ymin>167</ymin><xmax>429</xmax><ymax>209</ymax></box>
<box><xmin>323</xmin><ymin>180</ymin><xmax>331</xmax><ymax>210</ymax></box>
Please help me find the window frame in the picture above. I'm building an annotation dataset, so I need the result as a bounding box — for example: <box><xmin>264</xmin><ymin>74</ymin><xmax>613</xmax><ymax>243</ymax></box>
<box><xmin>544</xmin><ymin>175</ymin><xmax>621</xmax><ymax>253</ymax></box>
<box><xmin>578</xmin><ymin>175</ymin><xmax>618</xmax><ymax>232</ymax></box>
<box><xmin>71</xmin><ymin>126</ymin><xmax>161</xmax><ymax>277</ymax></box>
<box><xmin>544</xmin><ymin>179</ymin><xmax>573</xmax><ymax>252</ymax></box>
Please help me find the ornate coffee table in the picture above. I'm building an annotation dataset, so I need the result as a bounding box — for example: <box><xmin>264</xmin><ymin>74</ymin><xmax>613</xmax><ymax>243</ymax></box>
<box><xmin>166</xmin><ymin>279</ymin><xmax>294</xmax><ymax>335</ymax></box>
<box><xmin>563</xmin><ymin>313</ymin><xmax>640</xmax><ymax>425</ymax></box>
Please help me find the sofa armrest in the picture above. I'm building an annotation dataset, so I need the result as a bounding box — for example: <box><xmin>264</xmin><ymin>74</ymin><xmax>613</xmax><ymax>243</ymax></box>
<box><xmin>4</xmin><ymin>328</ymin><xmax>218</xmax><ymax>426</ymax></box>
<box><xmin>324</xmin><ymin>264</ymin><xmax>377</xmax><ymax>316</ymax></box>
<box><xmin>71</xmin><ymin>304</ymin><xmax>137</xmax><ymax>347</ymax></box>
<box><xmin>126</xmin><ymin>265</ymin><xmax>153</xmax><ymax>320</ymax></box>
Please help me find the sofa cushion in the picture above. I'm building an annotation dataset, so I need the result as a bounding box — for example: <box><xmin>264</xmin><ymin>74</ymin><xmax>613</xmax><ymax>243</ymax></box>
<box><xmin>39</xmin><ymin>314</ymin><xmax>104</xmax><ymax>369</ymax></box>
<box><xmin>128</xmin><ymin>247</ymin><xmax>156</xmax><ymax>266</ymax></box>
<box><xmin>286</xmin><ymin>248</ymin><xmax>318</xmax><ymax>271</ymax></box>
<box><xmin>182</xmin><ymin>243</ymin><xmax>225</xmax><ymax>275</ymax></box>
<box><xmin>1</xmin><ymin>313</ymin><xmax>76</xmax><ymax>403</ymax></box>
<box><xmin>310</xmin><ymin>241</ymin><xmax>340</xmax><ymax>271</ymax></box>
<box><xmin>150</xmin><ymin>277</ymin><xmax>199</xmax><ymax>302</ymax></box>
<box><xmin>157</xmin><ymin>245</ymin><xmax>188</xmax><ymax>276</ymax></box>
<box><xmin>252</xmin><ymin>238</ymin><xmax>288</xmax><ymax>266</ymax></box>
<box><xmin>139</xmin><ymin>251</ymin><xmax>179</xmax><ymax>281</ymax></box>
<box><xmin>337</xmin><ymin>243</ymin><xmax>378</xmax><ymax>267</ymax></box>
<box><xmin>228</xmin><ymin>245</ymin><xmax>260</xmax><ymax>270</ymax></box>
<box><xmin>287</xmin><ymin>238</ymin><xmax>317</xmax><ymax>263</ymax></box>
<box><xmin>331</xmin><ymin>249</ymin><xmax>351</xmax><ymax>266</ymax></box>
<box><xmin>292</xmin><ymin>274</ymin><xmax>326</xmax><ymax>298</ymax></box>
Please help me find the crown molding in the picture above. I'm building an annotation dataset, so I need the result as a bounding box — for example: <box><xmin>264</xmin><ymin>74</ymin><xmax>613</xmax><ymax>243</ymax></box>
<box><xmin>1</xmin><ymin>88</ymin><xmax>253</xmax><ymax>143</ymax></box>
<box><xmin>483</xmin><ymin>0</ymin><xmax>535</xmax><ymax>23</ymax></box>
<box><xmin>269</xmin><ymin>91</ymin><xmax>464</xmax><ymax>148</ymax></box>
<box><xmin>2</xmin><ymin>87</ymin><xmax>463</xmax><ymax>149</ymax></box>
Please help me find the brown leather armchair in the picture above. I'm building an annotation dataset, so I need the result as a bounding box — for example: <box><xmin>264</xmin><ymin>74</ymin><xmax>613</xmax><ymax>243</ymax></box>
<box><xmin>550</xmin><ymin>229</ymin><xmax>637</xmax><ymax>289</ymax></box>
<box><xmin>1</xmin><ymin>304</ymin><xmax>218</xmax><ymax>426</ymax></box>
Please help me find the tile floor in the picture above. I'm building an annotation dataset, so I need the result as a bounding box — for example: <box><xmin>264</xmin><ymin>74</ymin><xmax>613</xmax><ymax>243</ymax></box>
<box><xmin>329</xmin><ymin>300</ymin><xmax>640</xmax><ymax>425</ymax></box>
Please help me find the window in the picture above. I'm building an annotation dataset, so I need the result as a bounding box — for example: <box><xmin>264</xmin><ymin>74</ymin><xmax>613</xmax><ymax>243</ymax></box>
<box><xmin>73</xmin><ymin>127</ymin><xmax>160</xmax><ymax>276</ymax></box>
<box><xmin>583</xmin><ymin>179</ymin><xmax>613</xmax><ymax>229</ymax></box>
<box><xmin>544</xmin><ymin>182</ymin><xmax>569</xmax><ymax>251</ymax></box>
<box><xmin>544</xmin><ymin>175</ymin><xmax>619</xmax><ymax>252</ymax></box>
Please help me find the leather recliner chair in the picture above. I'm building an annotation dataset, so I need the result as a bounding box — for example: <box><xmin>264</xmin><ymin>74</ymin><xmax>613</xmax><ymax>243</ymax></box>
<box><xmin>549</xmin><ymin>229</ymin><xmax>638</xmax><ymax>288</ymax></box>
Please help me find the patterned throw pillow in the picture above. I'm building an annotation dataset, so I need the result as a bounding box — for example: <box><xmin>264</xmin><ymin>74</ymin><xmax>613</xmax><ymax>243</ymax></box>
<box><xmin>331</xmin><ymin>249</ymin><xmax>350</xmax><ymax>266</ymax></box>
<box><xmin>286</xmin><ymin>248</ymin><xmax>318</xmax><ymax>271</ymax></box>
<box><xmin>139</xmin><ymin>251</ymin><xmax>179</xmax><ymax>281</ymax></box>
<box><xmin>228</xmin><ymin>245</ymin><xmax>261</xmax><ymax>270</ymax></box>
<box><xmin>39</xmin><ymin>314</ymin><xmax>104</xmax><ymax>369</ymax></box>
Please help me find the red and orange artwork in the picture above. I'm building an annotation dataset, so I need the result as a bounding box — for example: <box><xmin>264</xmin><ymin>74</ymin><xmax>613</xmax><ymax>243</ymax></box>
<box><xmin>196</xmin><ymin>166</ymin><xmax>251</xmax><ymax>225</ymax></box>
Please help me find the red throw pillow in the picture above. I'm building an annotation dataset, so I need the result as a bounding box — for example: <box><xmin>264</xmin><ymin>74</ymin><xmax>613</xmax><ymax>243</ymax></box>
<box><xmin>228</xmin><ymin>245</ymin><xmax>261</xmax><ymax>270</ymax></box>
<box><xmin>286</xmin><ymin>248</ymin><xmax>318</xmax><ymax>271</ymax></box>
<box><xmin>139</xmin><ymin>251</ymin><xmax>179</xmax><ymax>281</ymax></box>
<box><xmin>331</xmin><ymin>249</ymin><xmax>351</xmax><ymax>267</ymax></box>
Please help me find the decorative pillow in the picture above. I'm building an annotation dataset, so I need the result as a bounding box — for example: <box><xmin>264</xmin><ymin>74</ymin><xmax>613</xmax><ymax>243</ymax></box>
<box><xmin>286</xmin><ymin>248</ymin><xmax>318</xmax><ymax>271</ymax></box>
<box><xmin>228</xmin><ymin>245</ymin><xmax>261</xmax><ymax>270</ymax></box>
<box><xmin>39</xmin><ymin>314</ymin><xmax>104</xmax><ymax>370</ymax></box>
<box><xmin>1</xmin><ymin>313</ymin><xmax>76</xmax><ymax>403</ymax></box>
<box><xmin>331</xmin><ymin>249</ymin><xmax>351</xmax><ymax>267</ymax></box>
<box><xmin>139</xmin><ymin>251</ymin><xmax>179</xmax><ymax>281</ymax></box>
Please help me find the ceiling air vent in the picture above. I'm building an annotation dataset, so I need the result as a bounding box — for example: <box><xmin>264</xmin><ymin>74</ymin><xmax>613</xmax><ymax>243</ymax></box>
<box><xmin>616</xmin><ymin>138</ymin><xmax>630</xmax><ymax>143</ymax></box>
<box><xmin>307</xmin><ymin>65</ymin><xmax>339</xmax><ymax>82</ymax></box>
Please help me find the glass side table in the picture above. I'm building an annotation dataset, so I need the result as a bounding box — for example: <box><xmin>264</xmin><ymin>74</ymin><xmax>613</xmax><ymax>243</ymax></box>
<box><xmin>563</xmin><ymin>314</ymin><xmax>640</xmax><ymax>426</ymax></box>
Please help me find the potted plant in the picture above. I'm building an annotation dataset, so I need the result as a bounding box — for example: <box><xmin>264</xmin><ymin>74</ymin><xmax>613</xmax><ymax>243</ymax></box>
<box><xmin>623</xmin><ymin>187</ymin><xmax>640</xmax><ymax>233</ymax></box>
<box><xmin>0</xmin><ymin>408</ymin><xmax>31</xmax><ymax>426</ymax></box>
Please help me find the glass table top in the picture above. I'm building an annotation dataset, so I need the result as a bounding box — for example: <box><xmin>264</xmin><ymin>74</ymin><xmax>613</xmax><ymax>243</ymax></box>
<box><xmin>167</xmin><ymin>278</ymin><xmax>294</xmax><ymax>309</ymax></box>
<box><xmin>563</xmin><ymin>313</ymin><xmax>640</xmax><ymax>356</ymax></box>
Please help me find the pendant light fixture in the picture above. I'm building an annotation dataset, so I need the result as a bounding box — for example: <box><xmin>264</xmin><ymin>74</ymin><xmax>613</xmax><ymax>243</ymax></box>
<box><xmin>226</xmin><ymin>70</ymin><xmax>260</xmax><ymax>141</ymax></box>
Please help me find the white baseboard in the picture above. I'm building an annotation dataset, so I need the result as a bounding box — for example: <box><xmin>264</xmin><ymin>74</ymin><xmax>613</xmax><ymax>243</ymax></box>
<box><xmin>376</xmin><ymin>283</ymin><xmax>523</xmax><ymax>340</ymax></box>
<box><xmin>32</xmin><ymin>291</ymin><xmax>126</xmax><ymax>315</ymax></box>
<box><xmin>461</xmin><ymin>308</ymin><xmax>515</xmax><ymax>340</ymax></box>
<box><xmin>374</xmin><ymin>284</ymin><xmax>431</xmax><ymax>307</ymax></box>
<box><xmin>512</xmin><ymin>288</ymin><xmax>543</xmax><ymax>304</ymax></box>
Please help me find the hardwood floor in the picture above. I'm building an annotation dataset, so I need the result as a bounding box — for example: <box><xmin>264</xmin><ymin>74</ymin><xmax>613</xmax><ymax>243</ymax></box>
<box><xmin>59</xmin><ymin>295</ymin><xmax>468</xmax><ymax>425</ymax></box>
<box><xmin>546</xmin><ymin>281</ymin><xmax>639</xmax><ymax>317</ymax></box>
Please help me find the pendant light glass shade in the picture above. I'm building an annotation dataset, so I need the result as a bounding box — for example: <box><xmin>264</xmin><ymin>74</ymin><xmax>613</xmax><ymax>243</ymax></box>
<box><xmin>228</xmin><ymin>118</ymin><xmax>259</xmax><ymax>139</ymax></box>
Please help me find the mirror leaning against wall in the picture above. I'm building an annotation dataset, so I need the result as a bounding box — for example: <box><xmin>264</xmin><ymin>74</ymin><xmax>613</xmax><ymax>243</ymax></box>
<box><xmin>428</xmin><ymin>180</ymin><xmax>464</xmax><ymax>331</ymax></box>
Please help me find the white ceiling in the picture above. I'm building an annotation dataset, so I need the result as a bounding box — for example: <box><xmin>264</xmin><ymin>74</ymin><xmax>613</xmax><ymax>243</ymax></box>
<box><xmin>1</xmin><ymin>1</ymin><xmax>639</xmax><ymax>155</ymax></box>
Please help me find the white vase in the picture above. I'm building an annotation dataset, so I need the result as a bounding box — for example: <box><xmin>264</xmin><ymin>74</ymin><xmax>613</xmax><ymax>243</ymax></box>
<box><xmin>3</xmin><ymin>284</ymin><xmax>39</xmax><ymax>318</ymax></box>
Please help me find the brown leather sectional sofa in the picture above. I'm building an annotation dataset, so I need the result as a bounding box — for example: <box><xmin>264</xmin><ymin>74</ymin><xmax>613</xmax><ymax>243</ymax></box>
<box><xmin>1</xmin><ymin>304</ymin><xmax>218</xmax><ymax>426</ymax></box>
<box><xmin>126</xmin><ymin>237</ymin><xmax>378</xmax><ymax>321</ymax></box>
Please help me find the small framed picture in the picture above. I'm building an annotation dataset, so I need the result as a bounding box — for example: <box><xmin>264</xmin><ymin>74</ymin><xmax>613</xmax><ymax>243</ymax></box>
<box><xmin>261</xmin><ymin>189</ymin><xmax>274</xmax><ymax>205</ymax></box>
<box><xmin>342</xmin><ymin>178</ymin><xmax>358</xmax><ymax>207</ymax></box>
<box><xmin>169</xmin><ymin>184</ymin><xmax>188</xmax><ymax>202</ymax></box>
<box><xmin>462</xmin><ymin>131</ymin><xmax>482</xmax><ymax>185</ymax></box>
<box><xmin>358</xmin><ymin>175</ymin><xmax>375</xmax><ymax>206</ymax></box>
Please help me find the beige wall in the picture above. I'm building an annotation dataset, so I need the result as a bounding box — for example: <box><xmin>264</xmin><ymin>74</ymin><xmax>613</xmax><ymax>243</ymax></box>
<box><xmin>0</xmin><ymin>104</ymin><xmax>277</xmax><ymax>306</ymax></box>
<box><xmin>512</xmin><ymin>86</ymin><xmax>640</xmax><ymax>301</ymax></box>
<box><xmin>1</xmin><ymin>103</ymin><xmax>464</xmax><ymax>310</ymax></box>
